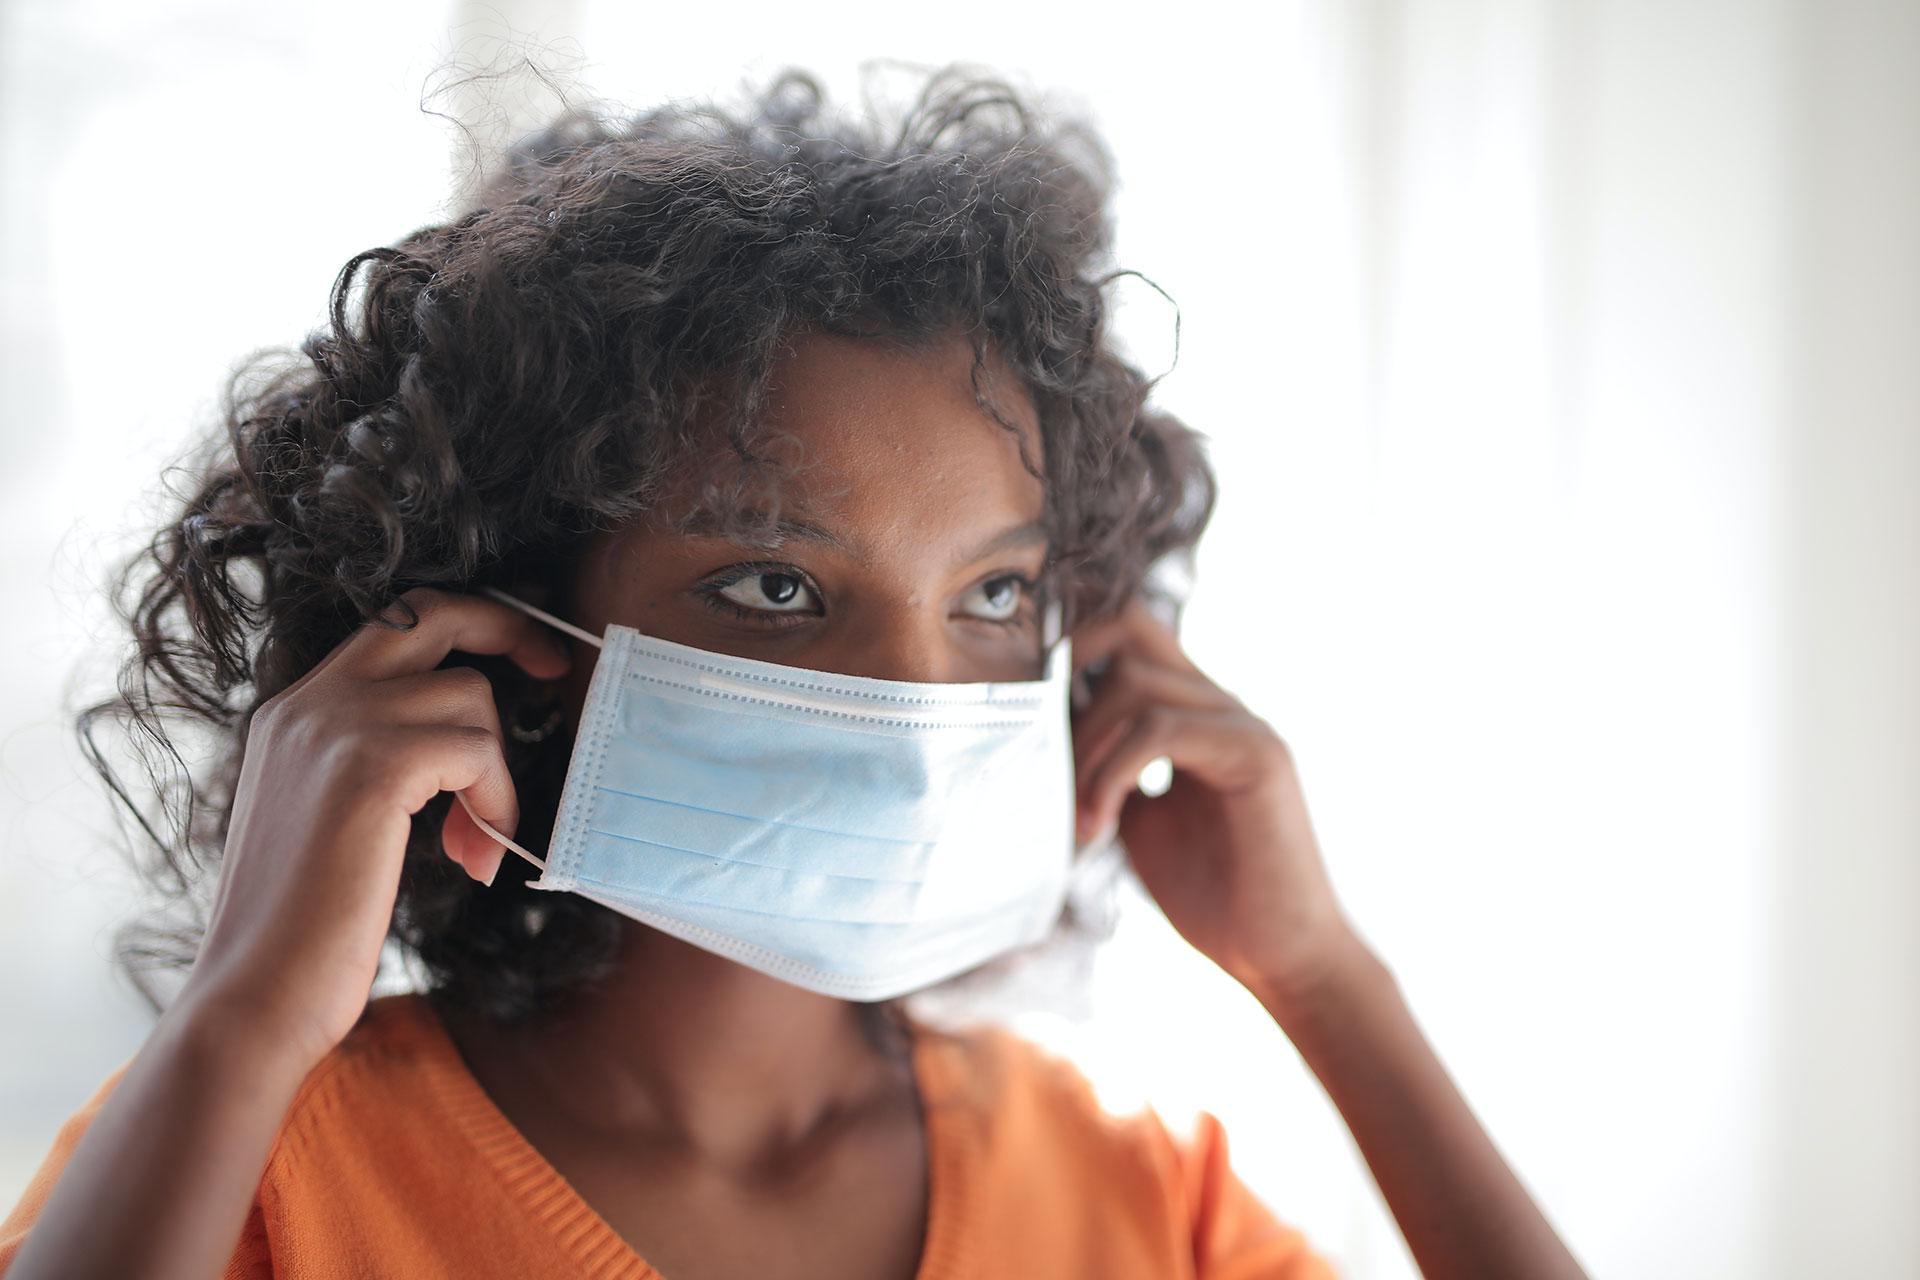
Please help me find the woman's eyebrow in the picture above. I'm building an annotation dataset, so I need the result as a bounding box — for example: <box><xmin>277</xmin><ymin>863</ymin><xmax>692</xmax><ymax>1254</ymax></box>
<box><xmin>679</xmin><ymin>509</ymin><xmax>1045</xmax><ymax>567</ymax></box>
<box><xmin>678</xmin><ymin>509</ymin><xmax>852</xmax><ymax>555</ymax></box>
<box><xmin>952</xmin><ymin>518</ymin><xmax>1048</xmax><ymax>568</ymax></box>
<box><xmin>759</xmin><ymin>516</ymin><xmax>848</xmax><ymax>552</ymax></box>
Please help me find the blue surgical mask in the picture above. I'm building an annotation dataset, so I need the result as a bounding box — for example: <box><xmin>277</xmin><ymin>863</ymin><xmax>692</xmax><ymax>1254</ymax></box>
<box><xmin>455</xmin><ymin>586</ymin><xmax>1078</xmax><ymax>1001</ymax></box>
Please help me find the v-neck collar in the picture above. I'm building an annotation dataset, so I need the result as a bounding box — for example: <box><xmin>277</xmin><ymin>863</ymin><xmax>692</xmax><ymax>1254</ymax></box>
<box><xmin>396</xmin><ymin>992</ymin><xmax>970</xmax><ymax>1279</ymax></box>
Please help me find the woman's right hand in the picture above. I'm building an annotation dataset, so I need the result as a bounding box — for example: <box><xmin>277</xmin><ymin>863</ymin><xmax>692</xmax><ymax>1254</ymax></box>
<box><xmin>173</xmin><ymin>585</ymin><xmax>574</xmax><ymax>1073</ymax></box>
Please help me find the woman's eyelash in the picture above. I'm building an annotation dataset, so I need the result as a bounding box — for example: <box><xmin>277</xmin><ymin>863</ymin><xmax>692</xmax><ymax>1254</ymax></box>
<box><xmin>698</xmin><ymin>591</ymin><xmax>796</xmax><ymax>623</ymax></box>
<box><xmin>694</xmin><ymin>562</ymin><xmax>819</xmax><ymax>626</ymax></box>
<box><xmin>692</xmin><ymin>565</ymin><xmax>1040</xmax><ymax>628</ymax></box>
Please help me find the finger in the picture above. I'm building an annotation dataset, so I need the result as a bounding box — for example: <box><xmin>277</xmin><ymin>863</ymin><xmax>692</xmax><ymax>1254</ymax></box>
<box><xmin>444</xmin><ymin>793</ymin><xmax>507</xmax><ymax>887</ymax></box>
<box><xmin>431</xmin><ymin>724</ymin><xmax>518</xmax><ymax>888</ymax></box>
<box><xmin>1071</xmin><ymin>650</ymin><xmax>1232</xmax><ymax>788</ymax></box>
<box><xmin>326</xmin><ymin>586</ymin><xmax>575</xmax><ymax>686</ymax></box>
<box><xmin>1077</xmin><ymin>705</ymin><xmax>1266</xmax><ymax>839</ymax></box>
<box><xmin>357</xmin><ymin>665</ymin><xmax>523</xmax><ymax>883</ymax></box>
<box><xmin>374</xmin><ymin>719</ymin><xmax>521</xmax><ymax>888</ymax></box>
<box><xmin>371</xmin><ymin>665</ymin><xmax>533</xmax><ymax>739</ymax></box>
<box><xmin>1070</xmin><ymin>594</ymin><xmax>1195</xmax><ymax>677</ymax></box>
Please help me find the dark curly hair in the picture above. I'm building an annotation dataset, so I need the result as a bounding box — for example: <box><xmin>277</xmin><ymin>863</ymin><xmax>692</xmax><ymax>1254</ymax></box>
<box><xmin>76</xmin><ymin>63</ymin><xmax>1215</xmax><ymax>1044</ymax></box>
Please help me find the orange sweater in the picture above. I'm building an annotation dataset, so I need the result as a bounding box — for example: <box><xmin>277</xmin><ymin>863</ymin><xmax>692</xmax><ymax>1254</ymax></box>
<box><xmin>0</xmin><ymin>994</ymin><xmax>1337</xmax><ymax>1278</ymax></box>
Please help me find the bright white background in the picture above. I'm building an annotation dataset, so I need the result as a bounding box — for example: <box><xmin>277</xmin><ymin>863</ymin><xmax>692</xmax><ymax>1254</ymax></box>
<box><xmin>2</xmin><ymin>2</ymin><xmax>1915</xmax><ymax>1277</ymax></box>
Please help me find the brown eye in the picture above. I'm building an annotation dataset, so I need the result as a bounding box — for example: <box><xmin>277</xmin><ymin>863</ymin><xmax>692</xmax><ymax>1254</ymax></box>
<box><xmin>959</xmin><ymin>574</ymin><xmax>1028</xmax><ymax>623</ymax></box>
<box><xmin>717</xmin><ymin>570</ymin><xmax>817</xmax><ymax>614</ymax></box>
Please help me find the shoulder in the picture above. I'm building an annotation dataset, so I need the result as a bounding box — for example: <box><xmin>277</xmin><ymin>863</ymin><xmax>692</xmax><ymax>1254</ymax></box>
<box><xmin>914</xmin><ymin>1017</ymin><xmax>1163</xmax><ymax>1155</ymax></box>
<box><xmin>915</xmin><ymin>1015</ymin><xmax>1226</xmax><ymax>1175</ymax></box>
<box><xmin>0</xmin><ymin>1050</ymin><xmax>136</xmax><ymax>1268</ymax></box>
<box><xmin>247</xmin><ymin>991</ymin><xmax>481</xmax><ymax>1197</ymax></box>
<box><xmin>911</xmin><ymin>1016</ymin><xmax>1339</xmax><ymax>1279</ymax></box>
<box><xmin>0</xmin><ymin>994</ymin><xmax>441</xmax><ymax>1277</ymax></box>
<box><xmin>4</xmin><ymin>992</ymin><xmax>449</xmax><ymax>1186</ymax></box>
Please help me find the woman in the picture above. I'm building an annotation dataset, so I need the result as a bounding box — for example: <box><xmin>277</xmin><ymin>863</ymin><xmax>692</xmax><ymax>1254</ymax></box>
<box><xmin>0</xmin><ymin>67</ymin><xmax>1586</xmax><ymax>1279</ymax></box>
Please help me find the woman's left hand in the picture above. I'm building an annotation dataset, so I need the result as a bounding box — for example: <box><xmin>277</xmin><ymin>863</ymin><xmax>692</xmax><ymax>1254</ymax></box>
<box><xmin>1070</xmin><ymin>597</ymin><xmax>1359</xmax><ymax>1004</ymax></box>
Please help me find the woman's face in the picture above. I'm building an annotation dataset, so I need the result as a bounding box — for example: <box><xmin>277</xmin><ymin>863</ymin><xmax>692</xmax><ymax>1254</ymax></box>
<box><xmin>552</xmin><ymin>329</ymin><xmax>1051</xmax><ymax>729</ymax></box>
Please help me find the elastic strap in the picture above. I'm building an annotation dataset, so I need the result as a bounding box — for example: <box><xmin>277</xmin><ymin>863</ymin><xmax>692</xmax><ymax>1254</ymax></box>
<box><xmin>452</xmin><ymin>584</ymin><xmax>589</xmax><ymax>872</ymax></box>
<box><xmin>454</xmin><ymin>789</ymin><xmax>549</xmax><ymax>872</ymax></box>
<box><xmin>480</xmin><ymin>585</ymin><xmax>605</xmax><ymax>648</ymax></box>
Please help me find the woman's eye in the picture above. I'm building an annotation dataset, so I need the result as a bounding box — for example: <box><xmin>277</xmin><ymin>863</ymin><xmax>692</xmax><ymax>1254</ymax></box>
<box><xmin>716</xmin><ymin>571</ymin><xmax>819</xmax><ymax>614</ymax></box>
<box><xmin>959</xmin><ymin>574</ymin><xmax>1028</xmax><ymax>623</ymax></box>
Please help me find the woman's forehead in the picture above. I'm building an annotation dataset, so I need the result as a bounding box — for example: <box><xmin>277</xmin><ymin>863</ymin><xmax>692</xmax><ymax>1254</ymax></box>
<box><xmin>643</xmin><ymin>330</ymin><xmax>1047</xmax><ymax>542</ymax></box>
<box><xmin>759</xmin><ymin>328</ymin><xmax>1040</xmax><ymax>451</ymax></box>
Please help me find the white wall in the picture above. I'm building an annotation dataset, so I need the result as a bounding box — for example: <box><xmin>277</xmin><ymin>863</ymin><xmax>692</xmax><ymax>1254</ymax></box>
<box><xmin>1772</xmin><ymin>1</ymin><xmax>1920</xmax><ymax>1271</ymax></box>
<box><xmin>2</xmin><ymin>2</ymin><xmax>1914</xmax><ymax>1275</ymax></box>
<box><xmin>0</xmin><ymin>0</ymin><xmax>481</xmax><ymax>1198</ymax></box>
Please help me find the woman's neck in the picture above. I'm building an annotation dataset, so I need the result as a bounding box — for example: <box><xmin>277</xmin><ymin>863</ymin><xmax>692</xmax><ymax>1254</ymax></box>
<box><xmin>436</xmin><ymin>920</ymin><xmax>915</xmax><ymax>1175</ymax></box>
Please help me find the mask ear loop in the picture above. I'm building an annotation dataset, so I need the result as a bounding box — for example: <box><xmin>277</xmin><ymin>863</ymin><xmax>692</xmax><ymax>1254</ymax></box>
<box><xmin>454</xmin><ymin>791</ymin><xmax>550</xmax><ymax>873</ymax></box>
<box><xmin>448</xmin><ymin>586</ymin><xmax>611</xmax><ymax>875</ymax></box>
<box><xmin>479</xmin><ymin>585</ymin><xmax>606</xmax><ymax>650</ymax></box>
